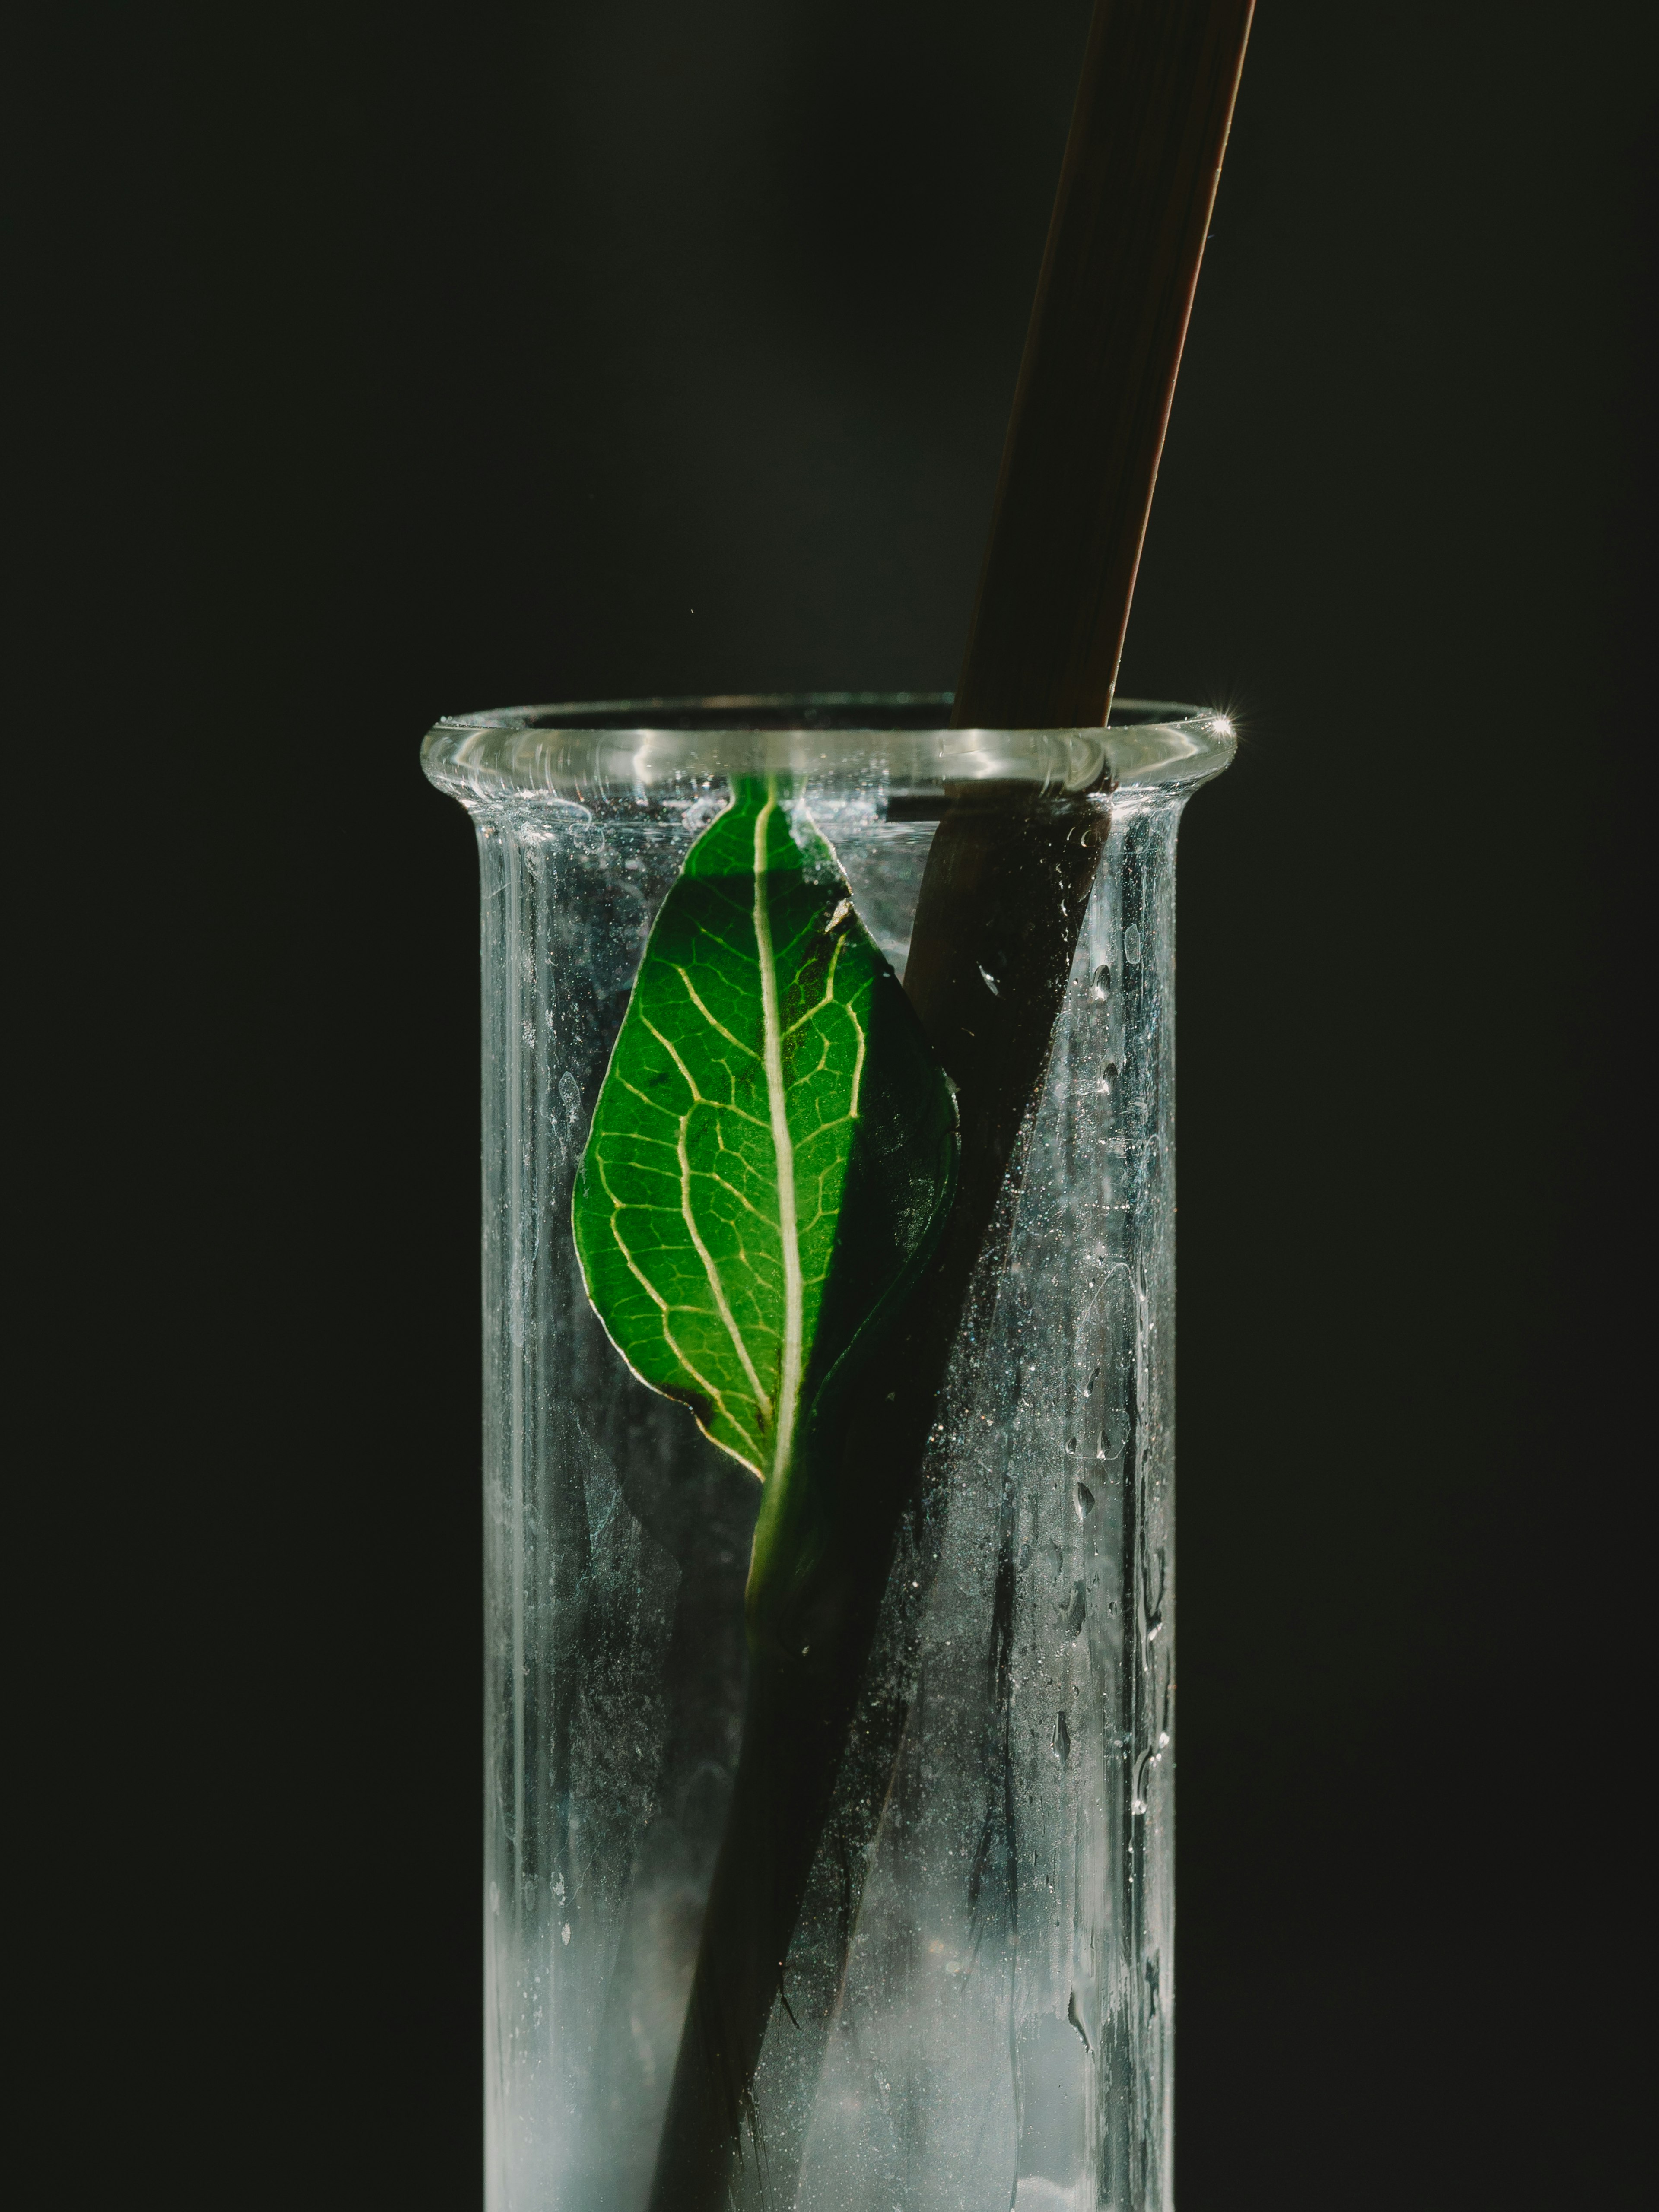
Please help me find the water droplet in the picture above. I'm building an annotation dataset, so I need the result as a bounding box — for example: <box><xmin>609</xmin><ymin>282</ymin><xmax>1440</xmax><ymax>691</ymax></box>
<box><xmin>1090</xmin><ymin>963</ymin><xmax>1111</xmax><ymax>1000</ymax></box>
<box><xmin>1122</xmin><ymin>924</ymin><xmax>1142</xmax><ymax>965</ymax></box>
<box><xmin>1075</xmin><ymin>1482</ymin><xmax>1096</xmax><ymax>1517</ymax></box>
<box><xmin>977</xmin><ymin>964</ymin><xmax>1001</xmax><ymax>996</ymax></box>
<box><xmin>1053</xmin><ymin>1711</ymin><xmax>1071</xmax><ymax>1765</ymax></box>
<box><xmin>561</xmin><ymin>1923</ymin><xmax>572</xmax><ymax>1946</ymax></box>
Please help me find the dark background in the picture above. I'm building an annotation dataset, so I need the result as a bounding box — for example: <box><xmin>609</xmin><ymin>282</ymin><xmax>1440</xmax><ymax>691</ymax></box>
<box><xmin>35</xmin><ymin>2</ymin><xmax>1651</xmax><ymax>2206</ymax></box>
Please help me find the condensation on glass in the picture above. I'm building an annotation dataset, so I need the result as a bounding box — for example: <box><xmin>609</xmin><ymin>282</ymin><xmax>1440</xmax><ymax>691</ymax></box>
<box><xmin>422</xmin><ymin>697</ymin><xmax>1234</xmax><ymax>2212</ymax></box>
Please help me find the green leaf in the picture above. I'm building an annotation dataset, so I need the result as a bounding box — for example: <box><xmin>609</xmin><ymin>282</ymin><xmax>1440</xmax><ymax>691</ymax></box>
<box><xmin>573</xmin><ymin>775</ymin><xmax>957</xmax><ymax>1497</ymax></box>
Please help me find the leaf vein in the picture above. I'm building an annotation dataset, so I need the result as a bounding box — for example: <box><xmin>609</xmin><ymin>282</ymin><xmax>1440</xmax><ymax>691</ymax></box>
<box><xmin>672</xmin><ymin>967</ymin><xmax>762</xmax><ymax>1058</ymax></box>
<box><xmin>675</xmin><ymin>1113</ymin><xmax>773</xmax><ymax>1428</ymax></box>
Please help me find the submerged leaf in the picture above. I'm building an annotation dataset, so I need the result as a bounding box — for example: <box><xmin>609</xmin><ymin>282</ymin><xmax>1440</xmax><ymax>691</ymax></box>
<box><xmin>573</xmin><ymin>776</ymin><xmax>956</xmax><ymax>1488</ymax></box>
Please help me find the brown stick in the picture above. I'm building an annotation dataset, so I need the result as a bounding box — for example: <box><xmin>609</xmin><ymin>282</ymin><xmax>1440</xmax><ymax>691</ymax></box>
<box><xmin>646</xmin><ymin>13</ymin><xmax>1252</xmax><ymax>2205</ymax></box>
<box><xmin>645</xmin><ymin>798</ymin><xmax>1110</xmax><ymax>2212</ymax></box>
<box><xmin>951</xmin><ymin>0</ymin><xmax>1254</xmax><ymax>732</ymax></box>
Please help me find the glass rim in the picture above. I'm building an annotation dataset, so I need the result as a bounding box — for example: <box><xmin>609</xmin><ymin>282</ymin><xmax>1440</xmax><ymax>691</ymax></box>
<box><xmin>420</xmin><ymin>691</ymin><xmax>1236</xmax><ymax>806</ymax></box>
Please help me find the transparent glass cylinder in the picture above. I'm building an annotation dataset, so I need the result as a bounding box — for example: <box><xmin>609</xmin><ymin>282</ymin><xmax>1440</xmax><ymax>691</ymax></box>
<box><xmin>422</xmin><ymin>696</ymin><xmax>1233</xmax><ymax>2212</ymax></box>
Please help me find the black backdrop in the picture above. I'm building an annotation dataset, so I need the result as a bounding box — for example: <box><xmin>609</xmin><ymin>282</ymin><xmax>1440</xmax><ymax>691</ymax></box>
<box><xmin>35</xmin><ymin>3</ymin><xmax>1652</xmax><ymax>2206</ymax></box>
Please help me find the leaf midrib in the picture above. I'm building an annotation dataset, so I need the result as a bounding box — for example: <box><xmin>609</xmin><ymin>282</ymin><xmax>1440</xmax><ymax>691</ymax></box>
<box><xmin>753</xmin><ymin>780</ymin><xmax>803</xmax><ymax>1483</ymax></box>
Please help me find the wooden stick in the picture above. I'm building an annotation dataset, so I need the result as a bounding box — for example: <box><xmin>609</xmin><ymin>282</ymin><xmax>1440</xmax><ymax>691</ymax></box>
<box><xmin>910</xmin><ymin>0</ymin><xmax>1251</xmax><ymax>1094</ymax></box>
<box><xmin>952</xmin><ymin>0</ymin><xmax>1254</xmax><ymax>732</ymax></box>
<box><xmin>647</xmin><ymin>13</ymin><xmax>1252</xmax><ymax>2204</ymax></box>
<box><xmin>905</xmin><ymin>0</ymin><xmax>1253</xmax><ymax>1292</ymax></box>
<box><xmin>647</xmin><ymin>798</ymin><xmax>1110</xmax><ymax>2212</ymax></box>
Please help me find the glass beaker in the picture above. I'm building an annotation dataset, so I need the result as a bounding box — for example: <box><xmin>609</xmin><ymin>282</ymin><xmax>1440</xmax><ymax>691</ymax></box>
<box><xmin>422</xmin><ymin>695</ymin><xmax>1233</xmax><ymax>2212</ymax></box>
